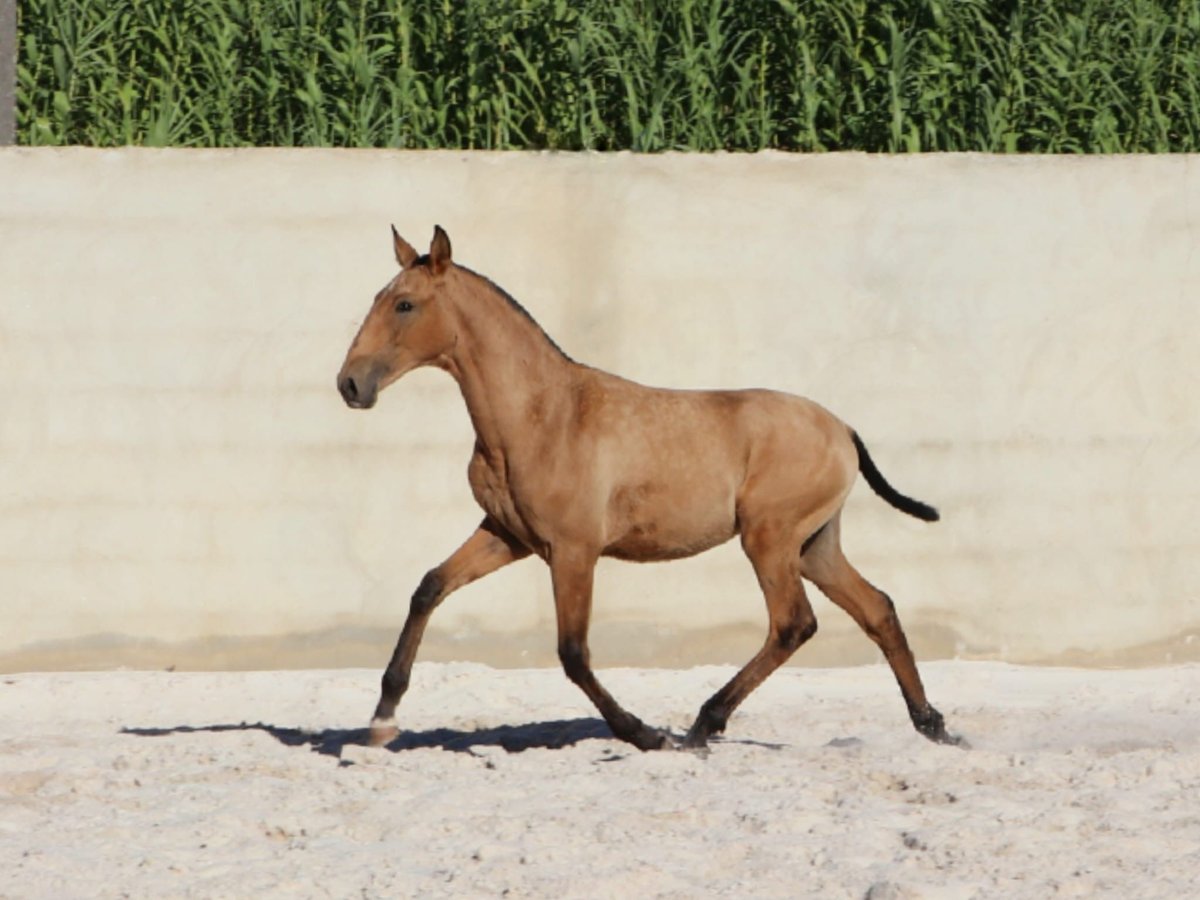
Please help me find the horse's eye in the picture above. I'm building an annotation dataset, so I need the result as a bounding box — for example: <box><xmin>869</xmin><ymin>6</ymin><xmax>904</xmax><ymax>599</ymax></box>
<box><xmin>395</xmin><ymin>300</ymin><xmax>414</xmax><ymax>314</ymax></box>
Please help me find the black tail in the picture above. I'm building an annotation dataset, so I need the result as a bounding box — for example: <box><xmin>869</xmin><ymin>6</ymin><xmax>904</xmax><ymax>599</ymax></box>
<box><xmin>851</xmin><ymin>431</ymin><xmax>940</xmax><ymax>523</ymax></box>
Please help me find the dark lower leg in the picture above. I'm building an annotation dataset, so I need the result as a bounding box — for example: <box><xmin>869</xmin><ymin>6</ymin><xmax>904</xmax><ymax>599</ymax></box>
<box><xmin>683</xmin><ymin>613</ymin><xmax>816</xmax><ymax>749</ymax></box>
<box><xmin>876</xmin><ymin>607</ymin><xmax>955</xmax><ymax>743</ymax></box>
<box><xmin>684</xmin><ymin>549</ymin><xmax>818</xmax><ymax>751</ymax></box>
<box><xmin>861</xmin><ymin>595</ymin><xmax>961</xmax><ymax>745</ymax></box>
<box><xmin>369</xmin><ymin>519</ymin><xmax>529</xmax><ymax>745</ymax></box>
<box><xmin>552</xmin><ymin>549</ymin><xmax>670</xmax><ymax>751</ymax></box>
<box><xmin>372</xmin><ymin>571</ymin><xmax>441</xmax><ymax>727</ymax></box>
<box><xmin>558</xmin><ymin>638</ymin><xmax>671</xmax><ymax>751</ymax></box>
<box><xmin>819</xmin><ymin>573</ymin><xmax>962</xmax><ymax>747</ymax></box>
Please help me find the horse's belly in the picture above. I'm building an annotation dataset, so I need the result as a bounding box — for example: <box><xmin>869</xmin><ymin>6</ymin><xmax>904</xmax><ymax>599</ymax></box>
<box><xmin>604</xmin><ymin>524</ymin><xmax>736</xmax><ymax>562</ymax></box>
<box><xmin>603</xmin><ymin>485</ymin><xmax>737</xmax><ymax>562</ymax></box>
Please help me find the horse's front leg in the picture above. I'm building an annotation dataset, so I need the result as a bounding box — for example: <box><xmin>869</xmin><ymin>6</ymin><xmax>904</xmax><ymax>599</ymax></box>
<box><xmin>551</xmin><ymin>544</ymin><xmax>674</xmax><ymax>751</ymax></box>
<box><xmin>368</xmin><ymin>517</ymin><xmax>530</xmax><ymax>746</ymax></box>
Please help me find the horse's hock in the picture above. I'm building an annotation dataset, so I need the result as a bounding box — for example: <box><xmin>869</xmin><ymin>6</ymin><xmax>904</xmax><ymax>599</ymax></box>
<box><xmin>0</xmin><ymin>148</ymin><xmax>1198</xmax><ymax>672</ymax></box>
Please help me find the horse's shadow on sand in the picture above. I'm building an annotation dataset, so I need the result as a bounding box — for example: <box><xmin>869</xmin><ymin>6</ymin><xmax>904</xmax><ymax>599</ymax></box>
<box><xmin>122</xmin><ymin>717</ymin><xmax>622</xmax><ymax>762</ymax></box>
<box><xmin>122</xmin><ymin>718</ymin><xmax>786</xmax><ymax>761</ymax></box>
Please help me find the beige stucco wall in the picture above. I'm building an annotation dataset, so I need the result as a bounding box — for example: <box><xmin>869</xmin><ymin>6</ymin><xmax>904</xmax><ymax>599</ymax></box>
<box><xmin>1</xmin><ymin>148</ymin><xmax>1198</xmax><ymax>671</ymax></box>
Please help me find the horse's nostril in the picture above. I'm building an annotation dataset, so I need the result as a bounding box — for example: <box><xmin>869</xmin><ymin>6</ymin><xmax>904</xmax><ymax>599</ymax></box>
<box><xmin>339</xmin><ymin>369</ymin><xmax>377</xmax><ymax>409</ymax></box>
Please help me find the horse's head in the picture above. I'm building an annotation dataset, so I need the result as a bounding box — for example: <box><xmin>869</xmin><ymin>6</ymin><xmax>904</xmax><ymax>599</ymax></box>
<box><xmin>337</xmin><ymin>225</ymin><xmax>457</xmax><ymax>409</ymax></box>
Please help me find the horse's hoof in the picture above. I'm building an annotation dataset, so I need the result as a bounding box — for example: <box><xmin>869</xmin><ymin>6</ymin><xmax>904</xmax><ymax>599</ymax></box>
<box><xmin>911</xmin><ymin>705</ymin><xmax>967</xmax><ymax>748</ymax></box>
<box><xmin>918</xmin><ymin>720</ymin><xmax>969</xmax><ymax>749</ymax></box>
<box><xmin>633</xmin><ymin>727</ymin><xmax>678</xmax><ymax>751</ymax></box>
<box><xmin>367</xmin><ymin>718</ymin><xmax>399</xmax><ymax>747</ymax></box>
<box><xmin>937</xmin><ymin>731</ymin><xmax>970</xmax><ymax>749</ymax></box>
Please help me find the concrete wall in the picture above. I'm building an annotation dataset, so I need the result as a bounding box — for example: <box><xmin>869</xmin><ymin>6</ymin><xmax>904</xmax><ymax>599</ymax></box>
<box><xmin>1</xmin><ymin>148</ymin><xmax>1198</xmax><ymax>671</ymax></box>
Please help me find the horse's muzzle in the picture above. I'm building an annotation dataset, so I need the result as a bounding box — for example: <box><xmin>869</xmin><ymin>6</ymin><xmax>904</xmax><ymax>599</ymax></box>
<box><xmin>338</xmin><ymin>372</ymin><xmax>377</xmax><ymax>409</ymax></box>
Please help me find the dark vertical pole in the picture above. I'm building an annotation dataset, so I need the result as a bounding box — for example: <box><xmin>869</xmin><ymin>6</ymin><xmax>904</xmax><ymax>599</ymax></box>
<box><xmin>0</xmin><ymin>0</ymin><xmax>16</xmax><ymax>145</ymax></box>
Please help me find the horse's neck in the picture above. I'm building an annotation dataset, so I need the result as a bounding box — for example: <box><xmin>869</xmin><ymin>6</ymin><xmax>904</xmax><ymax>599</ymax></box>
<box><xmin>444</xmin><ymin>273</ymin><xmax>573</xmax><ymax>456</ymax></box>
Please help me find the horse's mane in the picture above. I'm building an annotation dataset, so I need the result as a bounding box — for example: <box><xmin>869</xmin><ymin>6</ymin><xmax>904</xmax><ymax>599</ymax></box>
<box><xmin>458</xmin><ymin>264</ymin><xmax>574</xmax><ymax>363</ymax></box>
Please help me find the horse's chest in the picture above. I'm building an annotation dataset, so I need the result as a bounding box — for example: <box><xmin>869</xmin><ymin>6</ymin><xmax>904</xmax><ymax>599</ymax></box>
<box><xmin>467</xmin><ymin>450</ymin><xmax>539</xmax><ymax>548</ymax></box>
<box><xmin>467</xmin><ymin>451</ymin><xmax>505</xmax><ymax>515</ymax></box>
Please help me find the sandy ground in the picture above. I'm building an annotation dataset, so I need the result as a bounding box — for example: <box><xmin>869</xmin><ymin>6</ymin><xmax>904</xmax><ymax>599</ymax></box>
<box><xmin>2</xmin><ymin>661</ymin><xmax>1198</xmax><ymax>899</ymax></box>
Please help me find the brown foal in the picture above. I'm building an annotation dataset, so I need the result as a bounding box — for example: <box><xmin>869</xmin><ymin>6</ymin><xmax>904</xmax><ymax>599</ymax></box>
<box><xmin>337</xmin><ymin>225</ymin><xmax>961</xmax><ymax>751</ymax></box>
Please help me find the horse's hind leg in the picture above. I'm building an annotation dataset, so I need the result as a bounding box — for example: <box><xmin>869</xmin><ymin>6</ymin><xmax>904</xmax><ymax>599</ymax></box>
<box><xmin>368</xmin><ymin>517</ymin><xmax>530</xmax><ymax>746</ymax></box>
<box><xmin>683</xmin><ymin>526</ymin><xmax>818</xmax><ymax>749</ymax></box>
<box><xmin>802</xmin><ymin>517</ymin><xmax>962</xmax><ymax>746</ymax></box>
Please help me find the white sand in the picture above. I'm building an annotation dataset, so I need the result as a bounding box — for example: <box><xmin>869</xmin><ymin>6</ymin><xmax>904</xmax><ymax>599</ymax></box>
<box><xmin>2</xmin><ymin>661</ymin><xmax>1198</xmax><ymax>898</ymax></box>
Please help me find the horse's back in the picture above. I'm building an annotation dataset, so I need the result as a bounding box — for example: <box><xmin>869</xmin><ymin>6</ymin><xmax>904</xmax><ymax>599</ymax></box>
<box><xmin>581</xmin><ymin>372</ymin><xmax>854</xmax><ymax>482</ymax></box>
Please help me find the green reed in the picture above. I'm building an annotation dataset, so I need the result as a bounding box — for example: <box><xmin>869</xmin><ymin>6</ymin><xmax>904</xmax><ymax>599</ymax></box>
<box><xmin>15</xmin><ymin>0</ymin><xmax>1200</xmax><ymax>150</ymax></box>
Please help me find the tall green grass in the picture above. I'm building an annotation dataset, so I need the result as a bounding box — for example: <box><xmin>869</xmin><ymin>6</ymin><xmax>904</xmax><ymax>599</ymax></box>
<box><xmin>16</xmin><ymin>0</ymin><xmax>1200</xmax><ymax>151</ymax></box>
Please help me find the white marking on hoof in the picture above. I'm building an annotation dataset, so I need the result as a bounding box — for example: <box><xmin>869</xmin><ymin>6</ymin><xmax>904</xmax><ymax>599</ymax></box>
<box><xmin>368</xmin><ymin>718</ymin><xmax>399</xmax><ymax>747</ymax></box>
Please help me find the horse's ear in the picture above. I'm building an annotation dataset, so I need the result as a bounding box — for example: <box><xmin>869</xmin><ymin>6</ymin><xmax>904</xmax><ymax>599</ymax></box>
<box><xmin>392</xmin><ymin>225</ymin><xmax>419</xmax><ymax>269</ymax></box>
<box><xmin>429</xmin><ymin>225</ymin><xmax>452</xmax><ymax>275</ymax></box>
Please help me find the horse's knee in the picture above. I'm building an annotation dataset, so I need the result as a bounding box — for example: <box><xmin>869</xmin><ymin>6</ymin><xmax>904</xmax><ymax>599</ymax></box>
<box><xmin>776</xmin><ymin>610</ymin><xmax>818</xmax><ymax>652</ymax></box>
<box><xmin>409</xmin><ymin>570</ymin><xmax>444</xmax><ymax>616</ymax></box>
<box><xmin>557</xmin><ymin>638</ymin><xmax>590</xmax><ymax>685</ymax></box>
